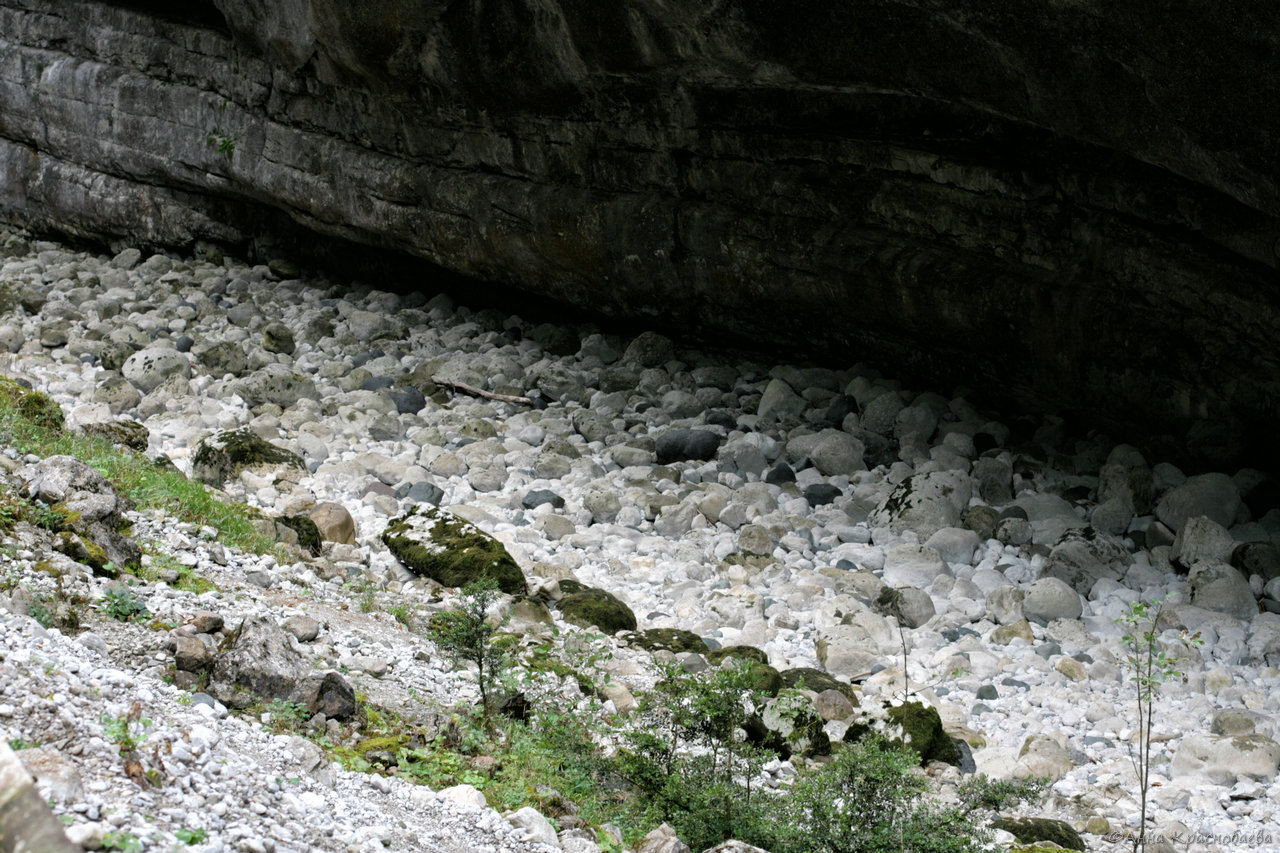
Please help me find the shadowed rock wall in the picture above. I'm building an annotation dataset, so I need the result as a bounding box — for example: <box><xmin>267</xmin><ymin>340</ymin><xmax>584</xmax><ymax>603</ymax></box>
<box><xmin>0</xmin><ymin>0</ymin><xmax>1278</xmax><ymax>465</ymax></box>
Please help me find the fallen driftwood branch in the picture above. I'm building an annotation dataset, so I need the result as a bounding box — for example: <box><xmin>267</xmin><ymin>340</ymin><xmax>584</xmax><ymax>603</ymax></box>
<box><xmin>0</xmin><ymin>740</ymin><xmax>79</xmax><ymax>853</ymax></box>
<box><xmin>431</xmin><ymin>378</ymin><xmax>533</xmax><ymax>406</ymax></box>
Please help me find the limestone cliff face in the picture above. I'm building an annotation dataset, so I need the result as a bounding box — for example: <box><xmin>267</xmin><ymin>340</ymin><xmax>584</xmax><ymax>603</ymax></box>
<box><xmin>1</xmin><ymin>0</ymin><xmax>1277</xmax><ymax>464</ymax></box>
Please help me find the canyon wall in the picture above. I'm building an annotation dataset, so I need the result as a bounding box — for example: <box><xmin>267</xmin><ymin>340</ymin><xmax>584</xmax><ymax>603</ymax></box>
<box><xmin>1</xmin><ymin>0</ymin><xmax>1278</xmax><ymax>465</ymax></box>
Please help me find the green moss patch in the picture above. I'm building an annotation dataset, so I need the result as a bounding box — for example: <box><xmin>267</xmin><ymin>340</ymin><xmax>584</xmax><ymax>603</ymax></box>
<box><xmin>0</xmin><ymin>377</ymin><xmax>64</xmax><ymax>432</ymax></box>
<box><xmin>989</xmin><ymin>817</ymin><xmax>1086</xmax><ymax>851</ymax></box>
<box><xmin>381</xmin><ymin>506</ymin><xmax>526</xmax><ymax>594</ymax></box>
<box><xmin>844</xmin><ymin>700</ymin><xmax>959</xmax><ymax>766</ymax></box>
<box><xmin>624</xmin><ymin>628</ymin><xmax>709</xmax><ymax>654</ymax></box>
<box><xmin>279</xmin><ymin>514</ymin><xmax>323</xmax><ymax>556</ymax></box>
<box><xmin>705</xmin><ymin>645</ymin><xmax>768</xmax><ymax>666</ymax></box>
<box><xmin>193</xmin><ymin>428</ymin><xmax>306</xmax><ymax>486</ymax></box>
<box><xmin>557</xmin><ymin>587</ymin><xmax>637</xmax><ymax>634</ymax></box>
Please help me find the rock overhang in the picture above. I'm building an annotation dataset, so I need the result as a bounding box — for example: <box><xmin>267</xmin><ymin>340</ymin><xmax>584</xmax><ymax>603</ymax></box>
<box><xmin>0</xmin><ymin>0</ymin><xmax>1277</xmax><ymax>469</ymax></box>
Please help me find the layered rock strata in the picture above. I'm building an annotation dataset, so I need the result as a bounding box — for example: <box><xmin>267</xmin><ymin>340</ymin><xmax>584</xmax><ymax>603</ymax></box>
<box><xmin>1</xmin><ymin>0</ymin><xmax>1278</xmax><ymax>465</ymax></box>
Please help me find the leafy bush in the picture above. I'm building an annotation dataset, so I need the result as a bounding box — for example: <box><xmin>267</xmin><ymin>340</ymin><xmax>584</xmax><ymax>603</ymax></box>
<box><xmin>771</xmin><ymin>738</ymin><xmax>1045</xmax><ymax>853</ymax></box>
<box><xmin>612</xmin><ymin>661</ymin><xmax>776</xmax><ymax>851</ymax></box>
<box><xmin>99</xmin><ymin>586</ymin><xmax>149</xmax><ymax>622</ymax></box>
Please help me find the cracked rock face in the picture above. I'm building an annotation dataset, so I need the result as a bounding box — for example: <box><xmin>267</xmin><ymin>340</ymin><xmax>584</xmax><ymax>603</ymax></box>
<box><xmin>1</xmin><ymin>0</ymin><xmax>1278</xmax><ymax>466</ymax></box>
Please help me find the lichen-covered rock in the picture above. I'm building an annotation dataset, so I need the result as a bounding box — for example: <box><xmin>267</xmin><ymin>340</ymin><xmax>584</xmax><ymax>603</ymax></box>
<box><xmin>1171</xmin><ymin>733</ymin><xmax>1280</xmax><ymax>784</ymax></box>
<box><xmin>232</xmin><ymin>364</ymin><xmax>317</xmax><ymax>408</ymax></box>
<box><xmin>381</xmin><ymin>506</ymin><xmax>526</xmax><ymax>594</ymax></box>
<box><xmin>192</xmin><ymin>428</ymin><xmax>306</xmax><ymax>486</ymax></box>
<box><xmin>868</xmin><ymin>471</ymin><xmax>973</xmax><ymax>539</ymax></box>
<box><xmin>121</xmin><ymin>345</ymin><xmax>190</xmax><ymax>395</ymax></box>
<box><xmin>18</xmin><ymin>454</ymin><xmax>140</xmax><ymax>572</ymax></box>
<box><xmin>198</xmin><ymin>340</ymin><xmax>249</xmax><ymax>378</ymax></box>
<box><xmin>558</xmin><ymin>587</ymin><xmax>637</xmax><ymax>634</ymax></box>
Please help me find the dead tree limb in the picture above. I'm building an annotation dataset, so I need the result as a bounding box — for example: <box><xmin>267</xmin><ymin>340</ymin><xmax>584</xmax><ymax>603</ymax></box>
<box><xmin>431</xmin><ymin>378</ymin><xmax>533</xmax><ymax>406</ymax></box>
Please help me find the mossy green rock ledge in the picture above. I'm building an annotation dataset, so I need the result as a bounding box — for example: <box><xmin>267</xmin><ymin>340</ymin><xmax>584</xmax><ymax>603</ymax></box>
<box><xmin>193</xmin><ymin>428</ymin><xmax>305</xmax><ymax>486</ymax></box>
<box><xmin>381</xmin><ymin>506</ymin><xmax>526</xmax><ymax>594</ymax></box>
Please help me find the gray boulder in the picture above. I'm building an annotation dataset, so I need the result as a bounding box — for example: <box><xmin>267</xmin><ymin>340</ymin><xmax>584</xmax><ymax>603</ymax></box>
<box><xmin>756</xmin><ymin>378</ymin><xmax>806</xmax><ymax>422</ymax></box>
<box><xmin>858</xmin><ymin>392</ymin><xmax>904</xmax><ymax>437</ymax></box>
<box><xmin>808</xmin><ymin>430</ymin><xmax>866</xmax><ymax>476</ymax></box>
<box><xmin>121</xmin><ymin>345</ymin><xmax>190</xmax><ymax>394</ymax></box>
<box><xmin>867</xmin><ymin>470</ymin><xmax>973</xmax><ymax>539</ymax></box>
<box><xmin>1157</xmin><ymin>472</ymin><xmax>1242</xmax><ymax>532</ymax></box>
<box><xmin>1022</xmin><ymin>577</ymin><xmax>1082</xmax><ymax>624</ymax></box>
<box><xmin>1189</xmin><ymin>564</ymin><xmax>1257</xmax><ymax>620</ymax></box>
<box><xmin>1171</xmin><ymin>515</ymin><xmax>1237</xmax><ymax>568</ymax></box>
<box><xmin>655</xmin><ymin>429</ymin><xmax>722</xmax><ymax>464</ymax></box>
<box><xmin>1041</xmin><ymin>528</ymin><xmax>1131</xmax><ymax>594</ymax></box>
<box><xmin>876</xmin><ymin>585</ymin><xmax>936</xmax><ymax>628</ymax></box>
<box><xmin>924</xmin><ymin>527</ymin><xmax>980</xmax><ymax>565</ymax></box>
<box><xmin>881</xmin><ymin>544</ymin><xmax>951</xmax><ymax>588</ymax></box>
<box><xmin>971</xmin><ymin>456</ymin><xmax>1013</xmax><ymax>504</ymax></box>
<box><xmin>986</xmin><ymin>586</ymin><xmax>1026</xmax><ymax>625</ymax></box>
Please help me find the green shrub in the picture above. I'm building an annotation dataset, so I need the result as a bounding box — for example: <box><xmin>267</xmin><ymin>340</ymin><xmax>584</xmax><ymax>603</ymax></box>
<box><xmin>612</xmin><ymin>661</ymin><xmax>775</xmax><ymax>851</ymax></box>
<box><xmin>770</xmin><ymin>741</ymin><xmax>1046</xmax><ymax>853</ymax></box>
<box><xmin>100</xmin><ymin>587</ymin><xmax>149</xmax><ymax>622</ymax></box>
<box><xmin>426</xmin><ymin>577</ymin><xmax>509</xmax><ymax>718</ymax></box>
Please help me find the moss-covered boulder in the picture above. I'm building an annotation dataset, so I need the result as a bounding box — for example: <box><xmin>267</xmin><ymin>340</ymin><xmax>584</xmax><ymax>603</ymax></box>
<box><xmin>19</xmin><ymin>454</ymin><xmax>141</xmax><ymax>572</ymax></box>
<box><xmin>558</xmin><ymin>587</ymin><xmax>637</xmax><ymax>634</ymax></box>
<box><xmin>193</xmin><ymin>428</ymin><xmax>306</xmax><ymax>486</ymax></box>
<box><xmin>276</xmin><ymin>514</ymin><xmax>322</xmax><ymax>556</ymax></box>
<box><xmin>556</xmin><ymin>578</ymin><xmax>590</xmax><ymax>596</ymax></box>
<box><xmin>779</xmin><ymin>667</ymin><xmax>860</xmax><ymax>706</ymax></box>
<box><xmin>0</xmin><ymin>376</ymin><xmax>64</xmax><ymax>431</ymax></box>
<box><xmin>381</xmin><ymin>506</ymin><xmax>526</xmax><ymax>594</ymax></box>
<box><xmin>844</xmin><ymin>700</ymin><xmax>960</xmax><ymax>766</ymax></box>
<box><xmin>705</xmin><ymin>645</ymin><xmax>769</xmax><ymax>666</ymax></box>
<box><xmin>989</xmin><ymin>818</ymin><xmax>1086</xmax><ymax>852</ymax></box>
<box><xmin>704</xmin><ymin>646</ymin><xmax>781</xmax><ymax>694</ymax></box>
<box><xmin>624</xmin><ymin>628</ymin><xmax>710</xmax><ymax>654</ymax></box>
<box><xmin>77</xmin><ymin>418</ymin><xmax>149</xmax><ymax>452</ymax></box>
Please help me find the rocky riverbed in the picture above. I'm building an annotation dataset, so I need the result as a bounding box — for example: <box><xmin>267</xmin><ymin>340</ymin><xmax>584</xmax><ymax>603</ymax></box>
<box><xmin>0</xmin><ymin>228</ymin><xmax>1279</xmax><ymax>853</ymax></box>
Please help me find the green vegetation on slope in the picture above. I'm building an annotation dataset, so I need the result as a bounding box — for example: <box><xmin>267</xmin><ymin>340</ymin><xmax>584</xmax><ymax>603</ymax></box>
<box><xmin>0</xmin><ymin>376</ymin><xmax>274</xmax><ymax>553</ymax></box>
